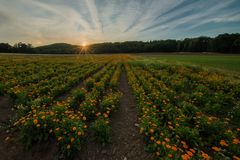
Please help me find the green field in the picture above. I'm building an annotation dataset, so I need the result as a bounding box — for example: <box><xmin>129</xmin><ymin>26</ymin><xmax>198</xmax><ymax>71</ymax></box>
<box><xmin>137</xmin><ymin>54</ymin><xmax>240</xmax><ymax>73</ymax></box>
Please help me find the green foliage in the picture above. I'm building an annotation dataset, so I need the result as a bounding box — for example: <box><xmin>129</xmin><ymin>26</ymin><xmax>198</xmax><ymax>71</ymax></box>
<box><xmin>91</xmin><ymin>116</ymin><xmax>111</xmax><ymax>144</ymax></box>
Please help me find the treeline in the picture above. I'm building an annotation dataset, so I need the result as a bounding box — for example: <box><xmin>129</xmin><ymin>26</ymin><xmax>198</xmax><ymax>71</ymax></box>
<box><xmin>89</xmin><ymin>33</ymin><xmax>240</xmax><ymax>53</ymax></box>
<box><xmin>1</xmin><ymin>33</ymin><xmax>240</xmax><ymax>54</ymax></box>
<box><xmin>0</xmin><ymin>42</ymin><xmax>34</xmax><ymax>53</ymax></box>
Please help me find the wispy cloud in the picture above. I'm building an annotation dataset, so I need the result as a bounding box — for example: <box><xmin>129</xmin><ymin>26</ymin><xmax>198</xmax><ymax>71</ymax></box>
<box><xmin>0</xmin><ymin>0</ymin><xmax>239</xmax><ymax>46</ymax></box>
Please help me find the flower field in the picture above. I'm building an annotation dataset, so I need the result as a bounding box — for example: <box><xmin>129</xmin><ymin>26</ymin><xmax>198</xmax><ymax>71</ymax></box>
<box><xmin>0</xmin><ymin>54</ymin><xmax>239</xmax><ymax>160</ymax></box>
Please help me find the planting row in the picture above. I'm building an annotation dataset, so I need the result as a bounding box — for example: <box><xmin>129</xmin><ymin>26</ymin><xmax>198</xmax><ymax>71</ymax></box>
<box><xmin>125</xmin><ymin>63</ymin><xmax>239</xmax><ymax>160</ymax></box>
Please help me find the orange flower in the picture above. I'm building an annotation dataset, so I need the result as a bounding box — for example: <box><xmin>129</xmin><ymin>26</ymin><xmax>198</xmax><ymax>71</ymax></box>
<box><xmin>190</xmin><ymin>148</ymin><xmax>196</xmax><ymax>153</ymax></box>
<box><xmin>186</xmin><ymin>151</ymin><xmax>193</xmax><ymax>157</ymax></box>
<box><xmin>181</xmin><ymin>154</ymin><xmax>190</xmax><ymax>160</ymax></box>
<box><xmin>77</xmin><ymin>131</ymin><xmax>82</xmax><ymax>136</ymax></box>
<box><xmin>150</xmin><ymin>136</ymin><xmax>154</xmax><ymax>141</ymax></box>
<box><xmin>168</xmin><ymin>154</ymin><xmax>173</xmax><ymax>158</ymax></box>
<box><xmin>36</xmin><ymin>124</ymin><xmax>40</xmax><ymax>127</ymax></box>
<box><xmin>82</xmin><ymin>116</ymin><xmax>87</xmax><ymax>120</ymax></box>
<box><xmin>201</xmin><ymin>152</ymin><xmax>209</xmax><ymax>159</ymax></box>
<box><xmin>171</xmin><ymin>146</ymin><xmax>178</xmax><ymax>151</ymax></box>
<box><xmin>183</xmin><ymin>144</ymin><xmax>188</xmax><ymax>149</ymax></box>
<box><xmin>166</xmin><ymin>144</ymin><xmax>171</xmax><ymax>149</ymax></box>
<box><xmin>55</xmin><ymin>127</ymin><xmax>60</xmax><ymax>132</ymax></box>
<box><xmin>58</xmin><ymin>137</ymin><xmax>62</xmax><ymax>141</ymax></box>
<box><xmin>220</xmin><ymin>140</ymin><xmax>228</xmax><ymax>147</ymax></box>
<box><xmin>70</xmin><ymin>137</ymin><xmax>74</xmax><ymax>142</ymax></box>
<box><xmin>233</xmin><ymin>138</ymin><xmax>239</xmax><ymax>144</ymax></box>
<box><xmin>150</xmin><ymin>129</ymin><xmax>154</xmax><ymax>133</ymax></box>
<box><xmin>156</xmin><ymin>140</ymin><xmax>161</xmax><ymax>145</ymax></box>
<box><xmin>72</xmin><ymin>127</ymin><xmax>77</xmax><ymax>131</ymax></box>
<box><xmin>165</xmin><ymin>137</ymin><xmax>170</xmax><ymax>142</ymax></box>
<box><xmin>212</xmin><ymin>146</ymin><xmax>221</xmax><ymax>152</ymax></box>
<box><xmin>33</xmin><ymin>119</ymin><xmax>38</xmax><ymax>124</ymax></box>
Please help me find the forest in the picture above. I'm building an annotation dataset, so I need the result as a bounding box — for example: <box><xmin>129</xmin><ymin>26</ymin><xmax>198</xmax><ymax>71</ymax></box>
<box><xmin>0</xmin><ymin>33</ymin><xmax>240</xmax><ymax>54</ymax></box>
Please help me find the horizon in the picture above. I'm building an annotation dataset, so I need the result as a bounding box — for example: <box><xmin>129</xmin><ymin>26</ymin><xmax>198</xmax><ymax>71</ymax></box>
<box><xmin>1</xmin><ymin>0</ymin><xmax>240</xmax><ymax>46</ymax></box>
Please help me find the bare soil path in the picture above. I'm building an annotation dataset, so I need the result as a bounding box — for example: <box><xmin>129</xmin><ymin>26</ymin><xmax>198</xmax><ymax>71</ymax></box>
<box><xmin>77</xmin><ymin>70</ymin><xmax>152</xmax><ymax>160</ymax></box>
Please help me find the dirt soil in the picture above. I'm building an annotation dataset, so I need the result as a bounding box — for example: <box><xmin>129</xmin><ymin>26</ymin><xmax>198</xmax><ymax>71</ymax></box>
<box><xmin>77</xmin><ymin>71</ymin><xmax>153</xmax><ymax>160</ymax></box>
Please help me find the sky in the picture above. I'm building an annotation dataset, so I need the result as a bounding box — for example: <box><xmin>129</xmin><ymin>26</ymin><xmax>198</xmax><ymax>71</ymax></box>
<box><xmin>0</xmin><ymin>0</ymin><xmax>240</xmax><ymax>46</ymax></box>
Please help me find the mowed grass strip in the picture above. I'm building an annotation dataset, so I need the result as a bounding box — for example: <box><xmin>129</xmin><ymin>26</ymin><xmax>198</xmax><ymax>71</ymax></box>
<box><xmin>136</xmin><ymin>54</ymin><xmax>240</xmax><ymax>73</ymax></box>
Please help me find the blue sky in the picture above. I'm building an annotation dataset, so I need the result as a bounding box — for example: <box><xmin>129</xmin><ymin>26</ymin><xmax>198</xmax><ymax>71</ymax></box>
<box><xmin>0</xmin><ymin>0</ymin><xmax>240</xmax><ymax>46</ymax></box>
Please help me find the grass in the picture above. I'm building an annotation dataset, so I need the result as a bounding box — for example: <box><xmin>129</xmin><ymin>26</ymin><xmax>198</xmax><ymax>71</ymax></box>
<box><xmin>136</xmin><ymin>54</ymin><xmax>240</xmax><ymax>73</ymax></box>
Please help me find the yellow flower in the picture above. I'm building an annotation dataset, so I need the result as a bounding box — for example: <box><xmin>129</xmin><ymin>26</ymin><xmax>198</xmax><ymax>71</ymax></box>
<box><xmin>82</xmin><ymin>116</ymin><xmax>87</xmax><ymax>121</ymax></box>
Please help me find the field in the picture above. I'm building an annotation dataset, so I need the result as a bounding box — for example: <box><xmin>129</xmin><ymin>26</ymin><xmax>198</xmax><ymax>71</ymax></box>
<box><xmin>0</xmin><ymin>54</ymin><xmax>239</xmax><ymax>160</ymax></box>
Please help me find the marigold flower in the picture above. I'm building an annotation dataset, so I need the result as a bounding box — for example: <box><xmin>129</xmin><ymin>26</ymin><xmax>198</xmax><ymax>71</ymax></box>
<box><xmin>70</xmin><ymin>137</ymin><xmax>74</xmax><ymax>142</ymax></box>
<box><xmin>149</xmin><ymin>129</ymin><xmax>154</xmax><ymax>133</ymax></box>
<box><xmin>150</xmin><ymin>136</ymin><xmax>154</xmax><ymax>141</ymax></box>
<box><xmin>212</xmin><ymin>146</ymin><xmax>221</xmax><ymax>152</ymax></box>
<box><xmin>201</xmin><ymin>152</ymin><xmax>209</xmax><ymax>159</ymax></box>
<box><xmin>171</xmin><ymin>146</ymin><xmax>177</xmax><ymax>151</ymax></box>
<box><xmin>220</xmin><ymin>140</ymin><xmax>228</xmax><ymax>147</ymax></box>
<box><xmin>58</xmin><ymin>137</ymin><xmax>62</xmax><ymax>141</ymax></box>
<box><xmin>82</xmin><ymin>116</ymin><xmax>87</xmax><ymax>120</ymax></box>
<box><xmin>168</xmin><ymin>154</ymin><xmax>173</xmax><ymax>158</ymax></box>
<box><xmin>156</xmin><ymin>140</ymin><xmax>161</xmax><ymax>145</ymax></box>
<box><xmin>189</xmin><ymin>148</ymin><xmax>195</xmax><ymax>153</ymax></box>
<box><xmin>55</xmin><ymin>128</ymin><xmax>60</xmax><ymax>132</ymax></box>
<box><xmin>77</xmin><ymin>131</ymin><xmax>82</xmax><ymax>136</ymax></box>
<box><xmin>186</xmin><ymin>151</ymin><xmax>193</xmax><ymax>157</ymax></box>
<box><xmin>72</xmin><ymin>127</ymin><xmax>77</xmax><ymax>131</ymax></box>
<box><xmin>36</xmin><ymin>124</ymin><xmax>40</xmax><ymax>127</ymax></box>
<box><xmin>233</xmin><ymin>138</ymin><xmax>239</xmax><ymax>144</ymax></box>
<box><xmin>166</xmin><ymin>144</ymin><xmax>171</xmax><ymax>149</ymax></box>
<box><xmin>165</xmin><ymin>137</ymin><xmax>170</xmax><ymax>142</ymax></box>
<box><xmin>33</xmin><ymin>119</ymin><xmax>38</xmax><ymax>124</ymax></box>
<box><xmin>181</xmin><ymin>154</ymin><xmax>190</xmax><ymax>160</ymax></box>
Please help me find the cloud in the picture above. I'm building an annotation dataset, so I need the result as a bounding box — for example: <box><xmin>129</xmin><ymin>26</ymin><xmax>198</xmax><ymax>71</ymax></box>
<box><xmin>0</xmin><ymin>0</ymin><xmax>239</xmax><ymax>45</ymax></box>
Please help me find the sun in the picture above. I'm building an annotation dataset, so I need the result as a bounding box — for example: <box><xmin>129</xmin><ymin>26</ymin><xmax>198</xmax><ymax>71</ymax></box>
<box><xmin>81</xmin><ymin>42</ymin><xmax>87</xmax><ymax>47</ymax></box>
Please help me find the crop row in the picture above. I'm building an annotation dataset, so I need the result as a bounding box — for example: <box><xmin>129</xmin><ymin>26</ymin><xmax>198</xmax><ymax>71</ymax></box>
<box><xmin>13</xmin><ymin>61</ymin><xmax>122</xmax><ymax>159</ymax></box>
<box><xmin>125</xmin><ymin>63</ymin><xmax>239</xmax><ymax>160</ymax></box>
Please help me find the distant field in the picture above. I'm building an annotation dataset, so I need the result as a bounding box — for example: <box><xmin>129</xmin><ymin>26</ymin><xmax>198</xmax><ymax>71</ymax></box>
<box><xmin>137</xmin><ymin>54</ymin><xmax>240</xmax><ymax>73</ymax></box>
